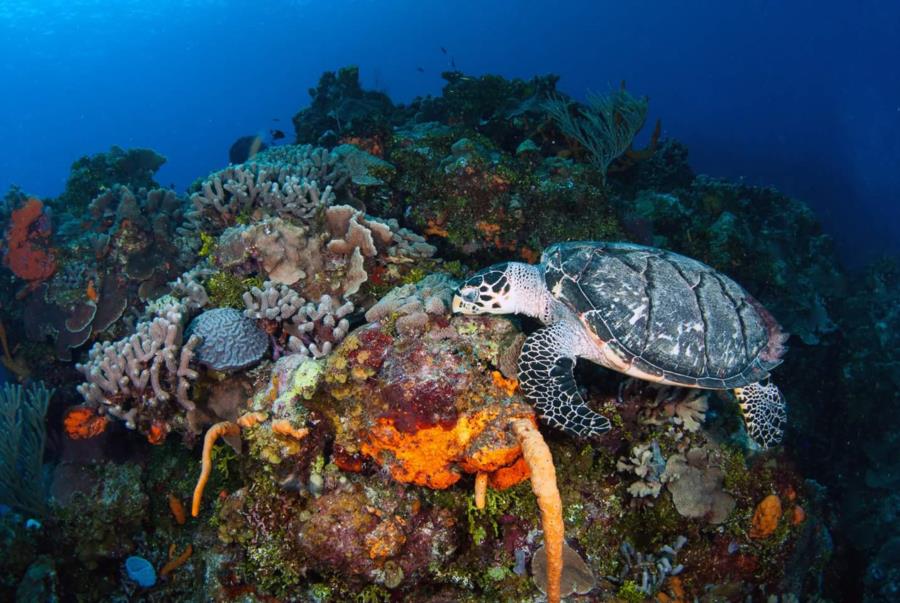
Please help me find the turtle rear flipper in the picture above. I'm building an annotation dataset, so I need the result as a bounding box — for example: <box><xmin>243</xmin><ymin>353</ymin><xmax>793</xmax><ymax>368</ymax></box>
<box><xmin>518</xmin><ymin>324</ymin><xmax>611</xmax><ymax>437</ymax></box>
<box><xmin>735</xmin><ymin>382</ymin><xmax>787</xmax><ymax>449</ymax></box>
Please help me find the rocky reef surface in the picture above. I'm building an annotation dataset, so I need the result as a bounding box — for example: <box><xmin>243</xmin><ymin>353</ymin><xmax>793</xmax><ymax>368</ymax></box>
<box><xmin>0</xmin><ymin>66</ymin><xmax>893</xmax><ymax>601</ymax></box>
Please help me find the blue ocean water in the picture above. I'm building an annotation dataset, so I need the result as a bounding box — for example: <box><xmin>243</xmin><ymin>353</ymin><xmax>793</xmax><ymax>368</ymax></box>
<box><xmin>1</xmin><ymin>1</ymin><xmax>897</xmax><ymax>265</ymax></box>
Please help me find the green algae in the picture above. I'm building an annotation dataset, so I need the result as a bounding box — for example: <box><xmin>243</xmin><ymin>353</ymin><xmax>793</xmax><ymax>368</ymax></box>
<box><xmin>618</xmin><ymin>579</ymin><xmax>647</xmax><ymax>602</ymax></box>
<box><xmin>354</xmin><ymin>584</ymin><xmax>391</xmax><ymax>603</ymax></box>
<box><xmin>206</xmin><ymin>271</ymin><xmax>264</xmax><ymax>308</ymax></box>
<box><xmin>198</xmin><ymin>231</ymin><xmax>216</xmax><ymax>258</ymax></box>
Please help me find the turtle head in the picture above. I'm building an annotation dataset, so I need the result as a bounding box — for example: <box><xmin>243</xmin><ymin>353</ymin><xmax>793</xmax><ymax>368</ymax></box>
<box><xmin>452</xmin><ymin>263</ymin><xmax>516</xmax><ymax>315</ymax></box>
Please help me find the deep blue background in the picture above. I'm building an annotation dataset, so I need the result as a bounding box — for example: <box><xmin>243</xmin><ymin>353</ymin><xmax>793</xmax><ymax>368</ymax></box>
<box><xmin>1</xmin><ymin>1</ymin><xmax>897</xmax><ymax>265</ymax></box>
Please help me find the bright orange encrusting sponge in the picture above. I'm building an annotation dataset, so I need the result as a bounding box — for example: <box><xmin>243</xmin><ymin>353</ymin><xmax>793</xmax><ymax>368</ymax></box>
<box><xmin>63</xmin><ymin>406</ymin><xmax>108</xmax><ymax>439</ymax></box>
<box><xmin>749</xmin><ymin>493</ymin><xmax>782</xmax><ymax>539</ymax></box>
<box><xmin>360</xmin><ymin>405</ymin><xmax>534</xmax><ymax>490</ymax></box>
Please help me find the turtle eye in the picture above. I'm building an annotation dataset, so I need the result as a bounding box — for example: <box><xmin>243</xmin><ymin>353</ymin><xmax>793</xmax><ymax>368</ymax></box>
<box><xmin>462</xmin><ymin>289</ymin><xmax>478</xmax><ymax>303</ymax></box>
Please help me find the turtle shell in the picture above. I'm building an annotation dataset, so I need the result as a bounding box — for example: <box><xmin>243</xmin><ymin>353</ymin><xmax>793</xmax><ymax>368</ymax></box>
<box><xmin>541</xmin><ymin>241</ymin><xmax>787</xmax><ymax>388</ymax></box>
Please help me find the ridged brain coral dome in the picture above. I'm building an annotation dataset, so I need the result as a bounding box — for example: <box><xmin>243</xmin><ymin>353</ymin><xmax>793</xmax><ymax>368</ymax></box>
<box><xmin>186</xmin><ymin>308</ymin><xmax>268</xmax><ymax>371</ymax></box>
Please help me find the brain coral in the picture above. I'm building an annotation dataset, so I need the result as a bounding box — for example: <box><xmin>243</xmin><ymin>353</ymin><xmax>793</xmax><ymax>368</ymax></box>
<box><xmin>186</xmin><ymin>308</ymin><xmax>268</xmax><ymax>371</ymax></box>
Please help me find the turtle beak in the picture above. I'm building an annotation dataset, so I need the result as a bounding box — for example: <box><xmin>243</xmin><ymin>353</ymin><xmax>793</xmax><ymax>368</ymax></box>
<box><xmin>451</xmin><ymin>294</ymin><xmax>462</xmax><ymax>313</ymax></box>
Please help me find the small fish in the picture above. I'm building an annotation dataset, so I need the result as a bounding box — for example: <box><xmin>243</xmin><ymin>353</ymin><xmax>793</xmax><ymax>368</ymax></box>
<box><xmin>451</xmin><ymin>57</ymin><xmax>457</xmax><ymax>69</ymax></box>
<box><xmin>270</xmin><ymin>129</ymin><xmax>285</xmax><ymax>140</ymax></box>
<box><xmin>440</xmin><ymin>46</ymin><xmax>447</xmax><ymax>54</ymax></box>
<box><xmin>272</xmin><ymin>117</ymin><xmax>280</xmax><ymax>122</ymax></box>
<box><xmin>417</xmin><ymin>66</ymin><xmax>424</xmax><ymax>73</ymax></box>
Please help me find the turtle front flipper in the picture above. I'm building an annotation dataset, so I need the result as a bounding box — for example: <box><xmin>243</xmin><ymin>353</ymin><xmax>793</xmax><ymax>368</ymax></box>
<box><xmin>518</xmin><ymin>323</ymin><xmax>611</xmax><ymax>437</ymax></box>
<box><xmin>735</xmin><ymin>382</ymin><xmax>787</xmax><ymax>449</ymax></box>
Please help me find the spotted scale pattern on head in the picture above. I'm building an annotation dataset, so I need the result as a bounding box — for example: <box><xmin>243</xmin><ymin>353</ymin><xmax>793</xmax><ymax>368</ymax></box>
<box><xmin>452</xmin><ymin>261</ymin><xmax>546</xmax><ymax>317</ymax></box>
<box><xmin>735</xmin><ymin>382</ymin><xmax>787</xmax><ymax>449</ymax></box>
<box><xmin>452</xmin><ymin>262</ymin><xmax>513</xmax><ymax>314</ymax></box>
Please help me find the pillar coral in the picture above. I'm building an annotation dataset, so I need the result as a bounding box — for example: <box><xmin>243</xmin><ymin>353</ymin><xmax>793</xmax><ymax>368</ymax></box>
<box><xmin>3</xmin><ymin>198</ymin><xmax>57</xmax><ymax>285</ymax></box>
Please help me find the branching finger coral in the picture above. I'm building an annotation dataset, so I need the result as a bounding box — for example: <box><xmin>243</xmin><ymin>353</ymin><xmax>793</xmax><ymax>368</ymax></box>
<box><xmin>189</xmin><ymin>146</ymin><xmax>343</xmax><ymax>232</ymax></box>
<box><xmin>244</xmin><ymin>281</ymin><xmax>354</xmax><ymax>359</ymax></box>
<box><xmin>75</xmin><ymin>301</ymin><xmax>201</xmax><ymax>438</ymax></box>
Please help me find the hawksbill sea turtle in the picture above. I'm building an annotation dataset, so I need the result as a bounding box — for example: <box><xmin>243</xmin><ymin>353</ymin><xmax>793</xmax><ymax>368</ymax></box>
<box><xmin>452</xmin><ymin>241</ymin><xmax>789</xmax><ymax>449</ymax></box>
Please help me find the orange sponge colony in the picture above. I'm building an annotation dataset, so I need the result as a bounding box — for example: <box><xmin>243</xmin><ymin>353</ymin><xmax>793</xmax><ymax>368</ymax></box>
<box><xmin>3</xmin><ymin>198</ymin><xmax>57</xmax><ymax>285</ymax></box>
<box><xmin>359</xmin><ymin>405</ymin><xmax>535</xmax><ymax>490</ymax></box>
<box><xmin>63</xmin><ymin>406</ymin><xmax>109</xmax><ymax>439</ymax></box>
<box><xmin>749</xmin><ymin>494</ymin><xmax>783</xmax><ymax>539</ymax></box>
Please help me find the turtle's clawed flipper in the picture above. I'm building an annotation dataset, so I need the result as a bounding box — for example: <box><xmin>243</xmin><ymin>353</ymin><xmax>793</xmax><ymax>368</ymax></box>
<box><xmin>518</xmin><ymin>323</ymin><xmax>611</xmax><ymax>437</ymax></box>
<box><xmin>735</xmin><ymin>382</ymin><xmax>787</xmax><ymax>449</ymax></box>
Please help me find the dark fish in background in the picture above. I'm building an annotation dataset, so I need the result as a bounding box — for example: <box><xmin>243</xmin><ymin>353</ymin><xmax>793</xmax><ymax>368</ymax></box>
<box><xmin>229</xmin><ymin>134</ymin><xmax>267</xmax><ymax>164</ymax></box>
<box><xmin>270</xmin><ymin>129</ymin><xmax>286</xmax><ymax>140</ymax></box>
<box><xmin>417</xmin><ymin>66</ymin><xmax>425</xmax><ymax>73</ymax></box>
<box><xmin>440</xmin><ymin>46</ymin><xmax>447</xmax><ymax>54</ymax></box>
<box><xmin>272</xmin><ymin>117</ymin><xmax>280</xmax><ymax>121</ymax></box>
<box><xmin>451</xmin><ymin>57</ymin><xmax>457</xmax><ymax>69</ymax></box>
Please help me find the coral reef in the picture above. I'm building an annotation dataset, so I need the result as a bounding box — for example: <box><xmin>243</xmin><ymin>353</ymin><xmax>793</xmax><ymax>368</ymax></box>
<box><xmin>292</xmin><ymin>66</ymin><xmax>395</xmax><ymax>146</ymax></box>
<box><xmin>56</xmin><ymin>146</ymin><xmax>166</xmax><ymax>213</ymax></box>
<box><xmin>0</xmin><ymin>66</ymin><xmax>868</xmax><ymax>601</ymax></box>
